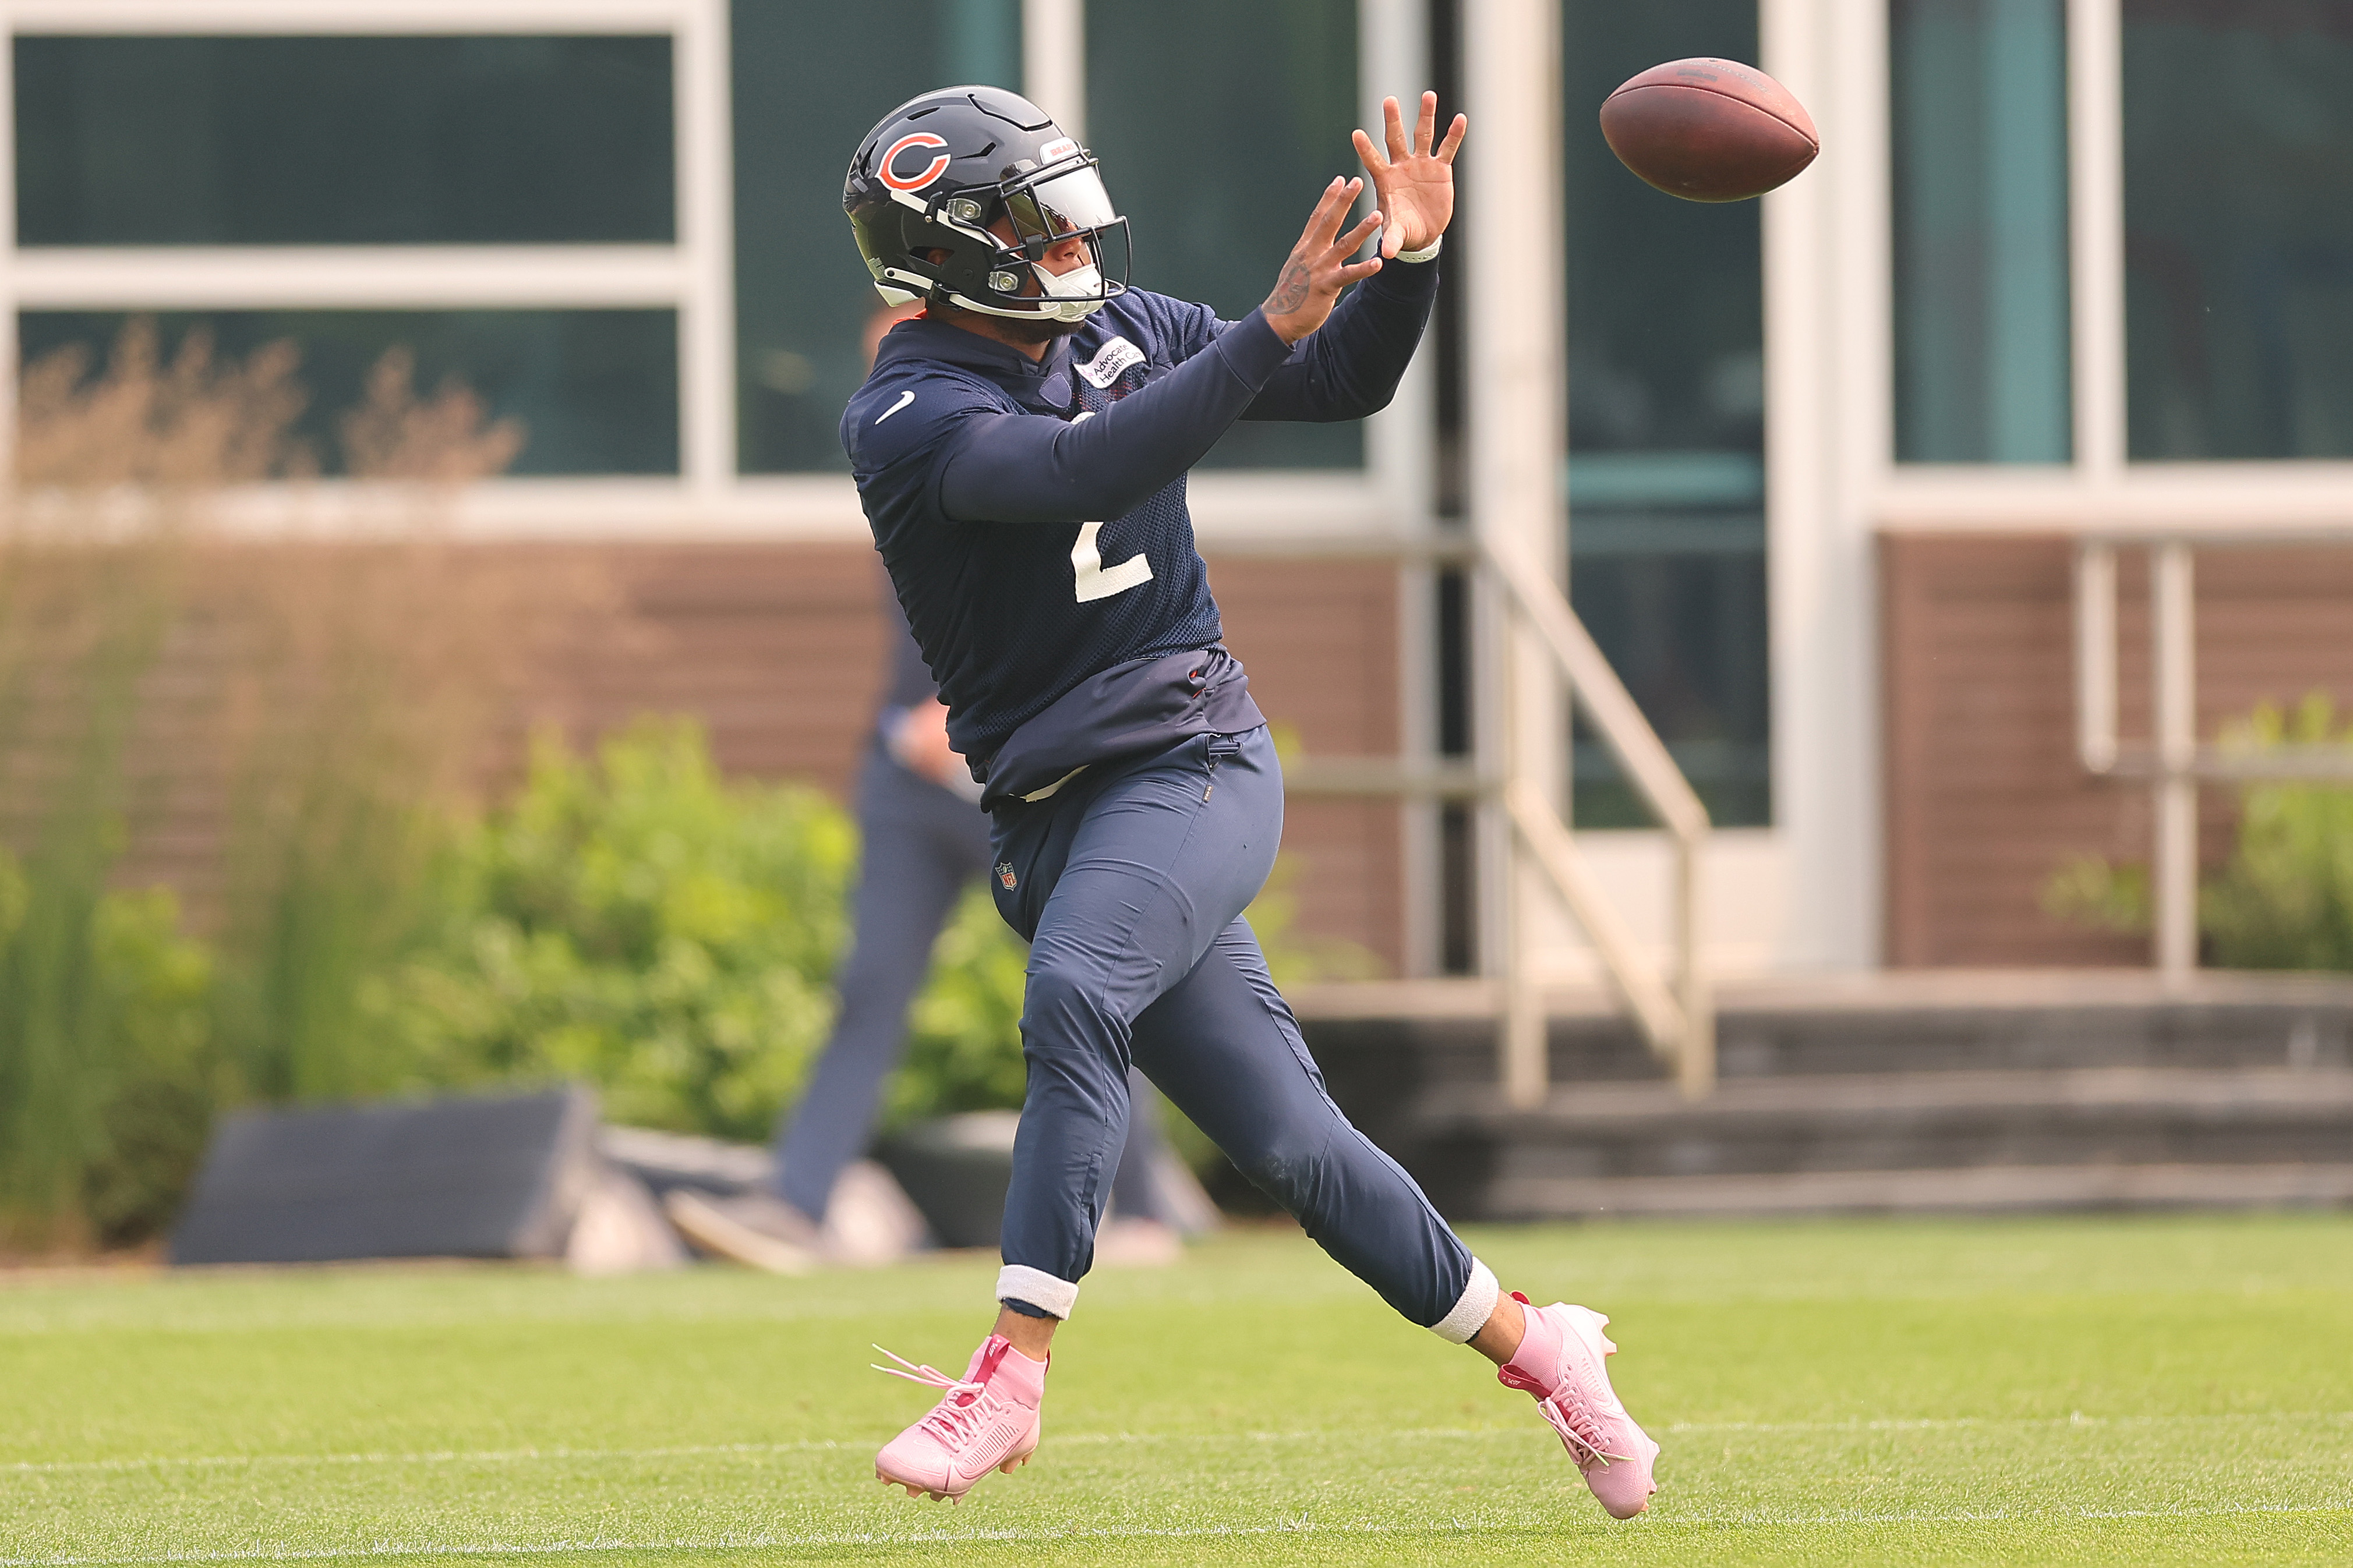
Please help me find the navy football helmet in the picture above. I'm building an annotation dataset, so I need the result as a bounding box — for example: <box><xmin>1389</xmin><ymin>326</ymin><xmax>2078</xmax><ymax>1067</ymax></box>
<box><xmin>844</xmin><ymin>86</ymin><xmax>1129</xmax><ymax>322</ymax></box>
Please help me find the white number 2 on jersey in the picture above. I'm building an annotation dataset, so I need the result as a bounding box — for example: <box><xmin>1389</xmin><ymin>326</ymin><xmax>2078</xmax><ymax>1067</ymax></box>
<box><xmin>1071</xmin><ymin>521</ymin><xmax>1154</xmax><ymax>603</ymax></box>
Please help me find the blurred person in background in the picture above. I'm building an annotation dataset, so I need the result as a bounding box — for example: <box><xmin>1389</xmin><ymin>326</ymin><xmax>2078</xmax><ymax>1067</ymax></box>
<box><xmin>664</xmin><ymin>302</ymin><xmax>1193</xmax><ymax>1275</ymax></box>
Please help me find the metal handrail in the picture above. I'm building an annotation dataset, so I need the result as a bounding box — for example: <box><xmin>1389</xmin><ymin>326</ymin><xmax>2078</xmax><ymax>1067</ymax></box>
<box><xmin>2073</xmin><ymin>532</ymin><xmax>2353</xmax><ymax>977</ymax></box>
<box><xmin>1262</xmin><ymin>532</ymin><xmax>1718</xmax><ymax>1100</ymax></box>
<box><xmin>1481</xmin><ymin>535</ymin><xmax>1715</xmax><ymax>1099</ymax></box>
<box><xmin>1480</xmin><ymin>536</ymin><xmax>1709</xmax><ymax>840</ymax></box>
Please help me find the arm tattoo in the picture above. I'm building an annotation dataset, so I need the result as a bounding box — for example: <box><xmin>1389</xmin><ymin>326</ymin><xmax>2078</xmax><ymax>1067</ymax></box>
<box><xmin>1263</xmin><ymin>259</ymin><xmax>1312</xmax><ymax>316</ymax></box>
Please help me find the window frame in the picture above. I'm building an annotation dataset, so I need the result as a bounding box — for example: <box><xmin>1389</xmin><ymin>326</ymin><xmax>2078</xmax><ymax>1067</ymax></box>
<box><xmin>0</xmin><ymin>0</ymin><xmax>729</xmax><ymax>517</ymax></box>
<box><xmin>1755</xmin><ymin>0</ymin><xmax>2353</xmax><ymax>975</ymax></box>
<box><xmin>0</xmin><ymin>0</ymin><xmax>1431</xmax><ymax>546</ymax></box>
<box><xmin>1874</xmin><ymin>0</ymin><xmax>2353</xmax><ymax>532</ymax></box>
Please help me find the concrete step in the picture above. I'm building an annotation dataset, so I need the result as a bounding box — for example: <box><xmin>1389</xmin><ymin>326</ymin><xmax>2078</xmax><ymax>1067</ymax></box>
<box><xmin>1378</xmin><ymin>1068</ymin><xmax>2353</xmax><ymax>1220</ymax></box>
<box><xmin>1469</xmin><ymin>1162</ymin><xmax>2353</xmax><ymax>1220</ymax></box>
<box><xmin>1298</xmin><ymin>972</ymin><xmax>2353</xmax><ymax>1092</ymax></box>
<box><xmin>1286</xmin><ymin>975</ymin><xmax>2353</xmax><ymax>1220</ymax></box>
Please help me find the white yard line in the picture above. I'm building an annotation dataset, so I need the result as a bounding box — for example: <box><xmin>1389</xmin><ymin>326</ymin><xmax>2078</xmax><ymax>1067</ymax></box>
<box><xmin>11</xmin><ymin>1408</ymin><xmax>2350</xmax><ymax>1478</ymax></box>
<box><xmin>7</xmin><ymin>1502</ymin><xmax>2353</xmax><ymax>1567</ymax></box>
<box><xmin>3</xmin><ymin>1442</ymin><xmax>852</xmax><ymax>1477</ymax></box>
<box><xmin>1666</xmin><ymin>1408</ymin><xmax>2353</xmax><ymax>1435</ymax></box>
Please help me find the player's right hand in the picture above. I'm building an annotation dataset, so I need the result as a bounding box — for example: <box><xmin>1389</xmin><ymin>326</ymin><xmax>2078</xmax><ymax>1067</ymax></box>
<box><xmin>1260</xmin><ymin>178</ymin><xmax>1386</xmax><ymax>345</ymax></box>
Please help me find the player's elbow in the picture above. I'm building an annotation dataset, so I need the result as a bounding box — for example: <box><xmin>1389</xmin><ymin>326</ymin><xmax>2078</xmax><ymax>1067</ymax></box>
<box><xmin>1302</xmin><ymin>370</ymin><xmax>1397</xmax><ymax>422</ymax></box>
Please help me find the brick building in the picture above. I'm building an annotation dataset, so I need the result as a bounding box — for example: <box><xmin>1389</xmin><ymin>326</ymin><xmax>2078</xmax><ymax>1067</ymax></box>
<box><xmin>6</xmin><ymin>0</ymin><xmax>2351</xmax><ymax>981</ymax></box>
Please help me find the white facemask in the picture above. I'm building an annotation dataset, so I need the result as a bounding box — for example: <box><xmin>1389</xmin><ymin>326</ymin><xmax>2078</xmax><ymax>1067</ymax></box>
<box><xmin>1036</xmin><ymin>261</ymin><xmax>1107</xmax><ymax>321</ymax></box>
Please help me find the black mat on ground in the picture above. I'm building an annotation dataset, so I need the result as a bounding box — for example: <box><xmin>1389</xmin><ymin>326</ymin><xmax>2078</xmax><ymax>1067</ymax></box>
<box><xmin>169</xmin><ymin>1086</ymin><xmax>598</xmax><ymax>1265</ymax></box>
<box><xmin>879</xmin><ymin>1112</ymin><xmax>1016</xmax><ymax>1249</ymax></box>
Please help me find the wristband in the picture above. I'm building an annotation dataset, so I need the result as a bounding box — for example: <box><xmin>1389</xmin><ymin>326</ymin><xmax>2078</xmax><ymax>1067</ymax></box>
<box><xmin>1395</xmin><ymin>235</ymin><xmax>1443</xmax><ymax>264</ymax></box>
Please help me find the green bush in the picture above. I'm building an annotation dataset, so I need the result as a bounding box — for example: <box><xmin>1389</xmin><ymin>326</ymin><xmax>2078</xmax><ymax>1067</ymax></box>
<box><xmin>2044</xmin><ymin>693</ymin><xmax>2353</xmax><ymax>971</ymax></box>
<box><xmin>75</xmin><ymin>887</ymin><xmax>218</xmax><ymax>1245</ymax></box>
<box><xmin>2203</xmin><ymin>695</ymin><xmax>2353</xmax><ymax>969</ymax></box>
<box><xmin>0</xmin><ymin>850</ymin><xmax>215</xmax><ymax>1248</ymax></box>
<box><xmin>369</xmin><ymin>719</ymin><xmax>857</xmax><ymax>1141</ymax></box>
<box><xmin>2040</xmin><ymin>855</ymin><xmax>2150</xmax><ymax>937</ymax></box>
<box><xmin>4</xmin><ymin>690</ymin><xmax>1394</xmax><ymax>1245</ymax></box>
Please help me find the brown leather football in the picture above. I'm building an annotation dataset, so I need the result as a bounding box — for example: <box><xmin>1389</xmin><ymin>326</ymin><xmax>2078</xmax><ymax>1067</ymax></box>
<box><xmin>1599</xmin><ymin>57</ymin><xmax>1818</xmax><ymax>203</ymax></box>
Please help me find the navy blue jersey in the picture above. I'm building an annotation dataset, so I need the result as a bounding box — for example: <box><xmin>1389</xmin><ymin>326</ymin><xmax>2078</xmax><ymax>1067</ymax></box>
<box><xmin>842</xmin><ymin>254</ymin><xmax>1439</xmax><ymax>807</ymax></box>
<box><xmin>876</xmin><ymin>576</ymin><xmax>939</xmax><ymax>714</ymax></box>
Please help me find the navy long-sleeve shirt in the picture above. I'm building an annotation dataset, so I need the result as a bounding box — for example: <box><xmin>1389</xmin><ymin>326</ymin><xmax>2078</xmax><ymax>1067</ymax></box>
<box><xmin>842</xmin><ymin>252</ymin><xmax>1440</xmax><ymax>807</ymax></box>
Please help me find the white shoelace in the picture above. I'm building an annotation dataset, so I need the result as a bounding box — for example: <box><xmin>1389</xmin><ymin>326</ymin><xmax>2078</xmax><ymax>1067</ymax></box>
<box><xmin>1536</xmin><ymin>1390</ymin><xmax>1623</xmax><ymax>1467</ymax></box>
<box><xmin>1501</xmin><ymin>1362</ymin><xmax>1628</xmax><ymax>1467</ymax></box>
<box><xmin>871</xmin><ymin>1344</ymin><xmax>992</xmax><ymax>1447</ymax></box>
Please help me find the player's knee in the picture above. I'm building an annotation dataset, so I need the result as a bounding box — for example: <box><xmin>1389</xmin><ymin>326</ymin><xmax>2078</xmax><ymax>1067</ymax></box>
<box><xmin>1019</xmin><ymin>960</ymin><xmax>1117</xmax><ymax>1055</ymax></box>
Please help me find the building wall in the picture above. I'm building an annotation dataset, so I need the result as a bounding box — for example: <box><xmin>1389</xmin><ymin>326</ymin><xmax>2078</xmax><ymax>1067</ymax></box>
<box><xmin>108</xmin><ymin>540</ymin><xmax>1410</xmax><ymax>973</ymax></box>
<box><xmin>1880</xmin><ymin>532</ymin><xmax>2353</xmax><ymax>967</ymax></box>
<box><xmin>553</xmin><ymin>544</ymin><xmax>1408</xmax><ymax>971</ymax></box>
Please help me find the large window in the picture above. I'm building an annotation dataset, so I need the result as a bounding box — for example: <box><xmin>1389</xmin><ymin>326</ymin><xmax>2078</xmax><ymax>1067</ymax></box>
<box><xmin>1563</xmin><ymin>0</ymin><xmax>1770</xmax><ymax>827</ymax></box>
<box><xmin>731</xmin><ymin>0</ymin><xmax>1022</xmax><ymax>474</ymax></box>
<box><xmin>1087</xmin><ymin>0</ymin><xmax>1364</xmax><ymax>470</ymax></box>
<box><xmin>2124</xmin><ymin>0</ymin><xmax>2353</xmax><ymax>459</ymax></box>
<box><xmin>16</xmin><ymin>35</ymin><xmax>673</xmax><ymax>246</ymax></box>
<box><xmin>15</xmin><ymin>6</ymin><xmax>1403</xmax><ymax>490</ymax></box>
<box><xmin>1890</xmin><ymin>0</ymin><xmax>2071</xmax><ymax>463</ymax></box>
<box><xmin>12</xmin><ymin>29</ymin><xmax>686</xmax><ymax>480</ymax></box>
<box><xmin>730</xmin><ymin>0</ymin><xmax>1366</xmax><ymax>475</ymax></box>
<box><xmin>22</xmin><ymin>310</ymin><xmax>679</xmax><ymax>476</ymax></box>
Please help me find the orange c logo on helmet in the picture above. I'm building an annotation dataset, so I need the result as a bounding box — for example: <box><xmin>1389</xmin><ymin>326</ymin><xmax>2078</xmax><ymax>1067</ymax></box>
<box><xmin>879</xmin><ymin>132</ymin><xmax>952</xmax><ymax>192</ymax></box>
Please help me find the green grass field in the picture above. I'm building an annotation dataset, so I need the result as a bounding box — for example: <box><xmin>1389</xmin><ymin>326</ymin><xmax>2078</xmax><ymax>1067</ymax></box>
<box><xmin>5</xmin><ymin>1214</ymin><xmax>2351</xmax><ymax>1566</ymax></box>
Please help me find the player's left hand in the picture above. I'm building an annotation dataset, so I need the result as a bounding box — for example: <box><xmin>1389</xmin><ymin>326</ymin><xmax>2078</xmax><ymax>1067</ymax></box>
<box><xmin>889</xmin><ymin>698</ymin><xmax>966</xmax><ymax>789</ymax></box>
<box><xmin>1352</xmin><ymin>92</ymin><xmax>1467</xmax><ymax>259</ymax></box>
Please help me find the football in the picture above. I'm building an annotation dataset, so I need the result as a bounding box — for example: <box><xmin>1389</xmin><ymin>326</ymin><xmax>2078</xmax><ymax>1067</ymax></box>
<box><xmin>1598</xmin><ymin>57</ymin><xmax>1818</xmax><ymax>203</ymax></box>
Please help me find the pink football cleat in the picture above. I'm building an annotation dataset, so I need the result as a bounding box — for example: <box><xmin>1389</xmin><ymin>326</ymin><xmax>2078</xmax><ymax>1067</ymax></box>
<box><xmin>1497</xmin><ymin>1292</ymin><xmax>1659</xmax><ymax>1518</ymax></box>
<box><xmin>871</xmin><ymin>1334</ymin><xmax>1046</xmax><ymax>1502</ymax></box>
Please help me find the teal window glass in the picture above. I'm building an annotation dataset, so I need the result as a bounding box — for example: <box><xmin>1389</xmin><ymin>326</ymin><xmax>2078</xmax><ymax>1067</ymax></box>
<box><xmin>14</xmin><ymin>36</ymin><xmax>674</xmax><ymax>246</ymax></box>
<box><xmin>1564</xmin><ymin>0</ymin><xmax>1769</xmax><ymax>827</ymax></box>
<box><xmin>1891</xmin><ymin>0</ymin><xmax>2072</xmax><ymax>462</ymax></box>
<box><xmin>733</xmin><ymin>0</ymin><xmax>1022</xmax><ymax>473</ymax></box>
<box><xmin>1086</xmin><ymin>0</ymin><xmax>1363</xmax><ymax>469</ymax></box>
<box><xmin>20</xmin><ymin>311</ymin><xmax>680</xmax><ymax>476</ymax></box>
<box><xmin>2124</xmin><ymin>2</ymin><xmax>2353</xmax><ymax>459</ymax></box>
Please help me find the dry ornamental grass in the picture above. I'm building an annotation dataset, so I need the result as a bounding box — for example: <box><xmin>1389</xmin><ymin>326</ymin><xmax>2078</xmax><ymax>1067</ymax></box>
<box><xmin>0</xmin><ymin>320</ymin><xmax>561</xmax><ymax>1248</ymax></box>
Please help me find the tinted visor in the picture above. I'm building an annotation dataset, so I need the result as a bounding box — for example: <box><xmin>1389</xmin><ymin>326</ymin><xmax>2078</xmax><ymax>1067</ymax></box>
<box><xmin>1004</xmin><ymin>160</ymin><xmax>1119</xmax><ymax>254</ymax></box>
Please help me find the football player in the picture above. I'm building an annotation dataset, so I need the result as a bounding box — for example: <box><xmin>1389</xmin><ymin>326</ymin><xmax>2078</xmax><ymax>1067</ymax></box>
<box><xmin>840</xmin><ymin>85</ymin><xmax>1655</xmax><ymax>1516</ymax></box>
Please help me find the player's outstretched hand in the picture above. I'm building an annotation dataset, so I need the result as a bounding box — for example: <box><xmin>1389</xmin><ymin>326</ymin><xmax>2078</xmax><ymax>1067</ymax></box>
<box><xmin>1260</xmin><ymin>177</ymin><xmax>1386</xmax><ymax>345</ymax></box>
<box><xmin>1353</xmin><ymin>91</ymin><xmax>1467</xmax><ymax>259</ymax></box>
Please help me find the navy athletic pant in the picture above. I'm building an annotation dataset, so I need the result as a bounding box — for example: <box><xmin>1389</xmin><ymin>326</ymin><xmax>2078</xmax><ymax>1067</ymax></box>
<box><xmin>772</xmin><ymin>749</ymin><xmax>1175</xmax><ymax>1228</ymax></box>
<box><xmin>987</xmin><ymin>725</ymin><xmax>1483</xmax><ymax>1331</ymax></box>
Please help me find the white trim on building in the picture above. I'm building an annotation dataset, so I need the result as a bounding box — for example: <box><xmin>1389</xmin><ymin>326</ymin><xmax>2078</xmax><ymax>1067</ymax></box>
<box><xmin>0</xmin><ymin>0</ymin><xmax>1434</xmax><ymax>550</ymax></box>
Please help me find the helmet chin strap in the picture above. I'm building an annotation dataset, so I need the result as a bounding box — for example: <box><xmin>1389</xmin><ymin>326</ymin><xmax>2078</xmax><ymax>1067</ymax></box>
<box><xmin>945</xmin><ymin>257</ymin><xmax>1110</xmax><ymax>323</ymax></box>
